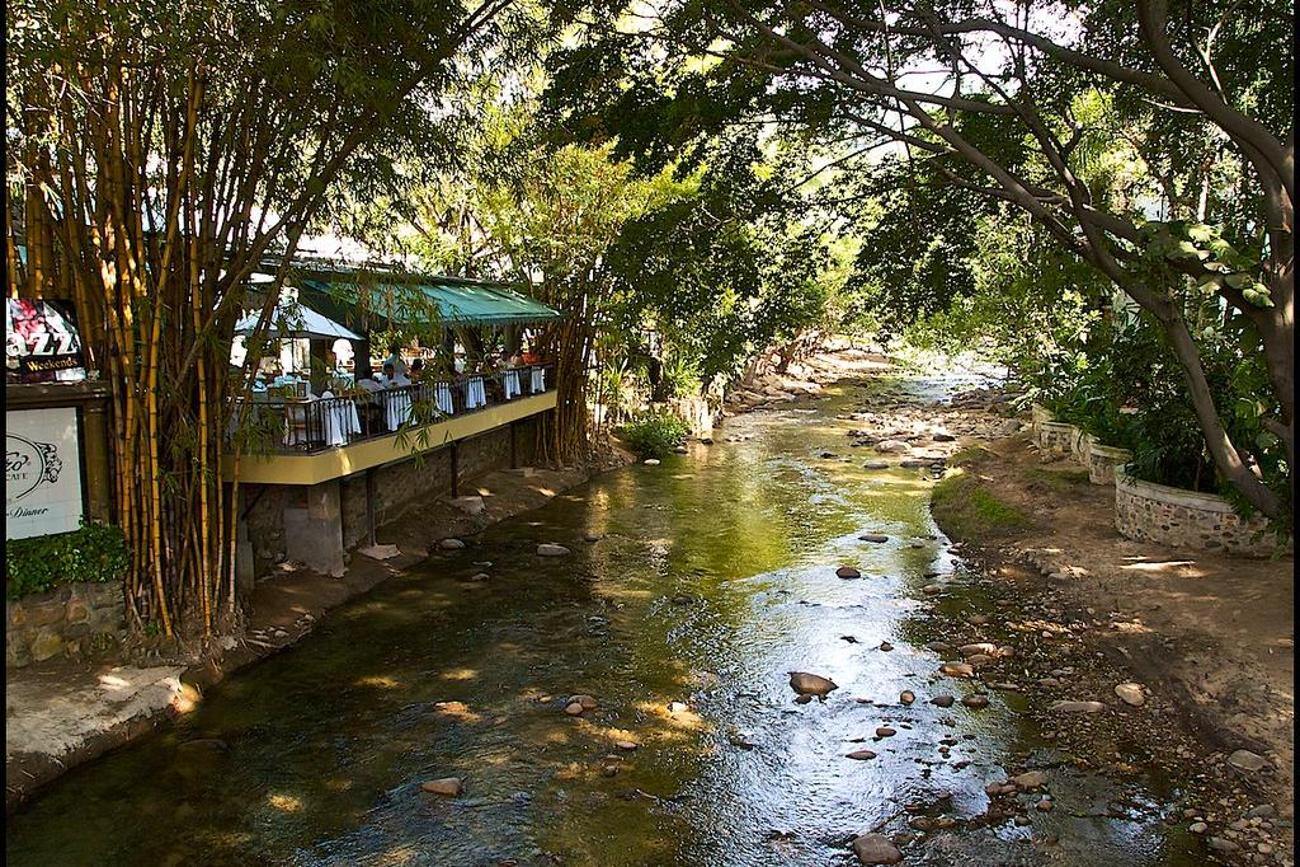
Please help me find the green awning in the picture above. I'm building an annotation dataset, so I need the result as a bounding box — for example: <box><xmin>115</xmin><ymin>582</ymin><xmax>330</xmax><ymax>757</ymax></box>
<box><xmin>293</xmin><ymin>270</ymin><xmax>561</xmax><ymax>333</ymax></box>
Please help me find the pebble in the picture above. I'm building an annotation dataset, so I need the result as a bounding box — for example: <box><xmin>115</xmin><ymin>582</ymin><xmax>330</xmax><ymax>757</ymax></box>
<box><xmin>1228</xmin><ymin>749</ymin><xmax>1267</xmax><ymax>772</ymax></box>
<box><xmin>875</xmin><ymin>726</ymin><xmax>896</xmax><ymax>738</ymax></box>
<box><xmin>851</xmin><ymin>833</ymin><xmax>903</xmax><ymax>864</ymax></box>
<box><xmin>643</xmin><ymin>459</ymin><xmax>660</xmax><ymax>465</ymax></box>
<box><xmin>1189</xmin><ymin>822</ymin><xmax>1208</xmax><ymax>834</ymax></box>
<box><xmin>1114</xmin><ymin>682</ymin><xmax>1146</xmax><ymax>706</ymax></box>
<box><xmin>899</xmin><ymin>690</ymin><xmax>915</xmax><ymax>705</ymax></box>
<box><xmin>537</xmin><ymin>543</ymin><xmax>572</xmax><ymax>557</ymax></box>
<box><xmin>615</xmin><ymin>740</ymin><xmax>638</xmax><ymax>751</ymax></box>
<box><xmin>421</xmin><ymin>777</ymin><xmax>463</xmax><ymax>797</ymax></box>
<box><xmin>846</xmin><ymin>749</ymin><xmax>878</xmax><ymax>761</ymax></box>
<box><xmin>837</xmin><ymin>566</ymin><xmax>862</xmax><ymax>579</ymax></box>
<box><xmin>438</xmin><ymin>538</ymin><xmax>465</xmax><ymax>550</ymax></box>
<box><xmin>879</xmin><ymin>641</ymin><xmax>894</xmax><ymax>652</ymax></box>
<box><xmin>859</xmin><ymin>534</ymin><xmax>889</xmax><ymax>543</ymax></box>
<box><xmin>1048</xmin><ymin>700</ymin><xmax>1106</xmax><ymax>713</ymax></box>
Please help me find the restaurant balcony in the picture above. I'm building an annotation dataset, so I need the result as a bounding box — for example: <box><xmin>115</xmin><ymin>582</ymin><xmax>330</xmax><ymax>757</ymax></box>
<box><xmin>223</xmin><ymin>364</ymin><xmax>556</xmax><ymax>486</ymax></box>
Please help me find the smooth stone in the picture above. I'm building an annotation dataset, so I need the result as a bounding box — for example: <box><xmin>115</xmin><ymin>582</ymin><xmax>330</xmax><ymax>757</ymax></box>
<box><xmin>1207</xmin><ymin>837</ymin><xmax>1240</xmax><ymax>853</ymax></box>
<box><xmin>939</xmin><ymin>662</ymin><xmax>974</xmax><ymax>678</ymax></box>
<box><xmin>959</xmin><ymin>643</ymin><xmax>998</xmax><ymax>658</ymax></box>
<box><xmin>846</xmin><ymin>749</ymin><xmax>878</xmax><ymax>761</ymax></box>
<box><xmin>468</xmin><ymin>572</ymin><xmax>490</xmax><ymax>582</ymax></box>
<box><xmin>836</xmin><ymin>566</ymin><xmax>862</xmax><ymax>579</ymax></box>
<box><xmin>1013</xmin><ymin>770</ymin><xmax>1048</xmax><ymax>790</ymax></box>
<box><xmin>439</xmin><ymin>538</ymin><xmax>466</xmax><ymax>550</ymax></box>
<box><xmin>899</xmin><ymin>690</ymin><xmax>915</xmax><ymax>705</ymax></box>
<box><xmin>421</xmin><ymin>777</ymin><xmax>463</xmax><ymax>796</ymax></box>
<box><xmin>879</xmin><ymin>641</ymin><xmax>893</xmax><ymax>652</ymax></box>
<box><xmin>564</xmin><ymin>702</ymin><xmax>585</xmax><ymax>716</ymax></box>
<box><xmin>359</xmin><ymin>543</ymin><xmax>401</xmax><ymax>560</ymax></box>
<box><xmin>789</xmin><ymin>671</ymin><xmax>839</xmax><ymax>697</ymax></box>
<box><xmin>1114</xmin><ymin>682</ymin><xmax>1146</xmax><ymax>706</ymax></box>
<box><xmin>851</xmin><ymin>833</ymin><xmax>903</xmax><ymax>864</ymax></box>
<box><xmin>449</xmin><ymin>495</ymin><xmax>485</xmax><ymax>515</ymax></box>
<box><xmin>615</xmin><ymin>740</ymin><xmax>638</xmax><ymax>751</ymax></box>
<box><xmin>643</xmin><ymin>458</ymin><xmax>661</xmax><ymax>465</ymax></box>
<box><xmin>568</xmin><ymin>694</ymin><xmax>598</xmax><ymax>710</ymax></box>
<box><xmin>864</xmin><ymin>460</ymin><xmax>891</xmax><ymax>470</ymax></box>
<box><xmin>1227</xmin><ymin>750</ymin><xmax>1267</xmax><ymax>772</ymax></box>
<box><xmin>962</xmin><ymin>694</ymin><xmax>990</xmax><ymax>709</ymax></box>
<box><xmin>931</xmin><ymin>694</ymin><xmax>955</xmax><ymax>708</ymax></box>
<box><xmin>859</xmin><ymin>534</ymin><xmax>889</xmax><ymax>543</ymax></box>
<box><xmin>537</xmin><ymin>543</ymin><xmax>572</xmax><ymax>557</ymax></box>
<box><xmin>1049</xmin><ymin>700</ymin><xmax>1106</xmax><ymax>713</ymax></box>
<box><xmin>667</xmin><ymin>701</ymin><xmax>690</xmax><ymax>713</ymax></box>
<box><xmin>1189</xmin><ymin>822</ymin><xmax>1208</xmax><ymax>834</ymax></box>
<box><xmin>875</xmin><ymin>726</ymin><xmax>896</xmax><ymax>738</ymax></box>
<box><xmin>583</xmin><ymin>532</ymin><xmax>603</xmax><ymax>543</ymax></box>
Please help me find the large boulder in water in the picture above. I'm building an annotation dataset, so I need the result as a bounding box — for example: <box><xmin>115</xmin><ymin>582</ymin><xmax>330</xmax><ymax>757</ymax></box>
<box><xmin>788</xmin><ymin>671</ymin><xmax>838</xmax><ymax>698</ymax></box>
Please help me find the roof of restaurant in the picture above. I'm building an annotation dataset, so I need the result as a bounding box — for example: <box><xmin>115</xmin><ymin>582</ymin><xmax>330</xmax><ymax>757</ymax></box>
<box><xmin>291</xmin><ymin>267</ymin><xmax>561</xmax><ymax>331</ymax></box>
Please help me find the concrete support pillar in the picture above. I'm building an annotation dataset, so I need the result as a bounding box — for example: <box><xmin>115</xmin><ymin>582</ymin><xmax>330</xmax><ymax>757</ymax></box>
<box><xmin>235</xmin><ymin>502</ymin><xmax>256</xmax><ymax>595</ymax></box>
<box><xmin>284</xmin><ymin>479</ymin><xmax>346</xmax><ymax>577</ymax></box>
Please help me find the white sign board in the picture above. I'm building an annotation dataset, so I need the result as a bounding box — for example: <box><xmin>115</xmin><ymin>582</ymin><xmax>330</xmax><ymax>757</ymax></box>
<box><xmin>6</xmin><ymin>407</ymin><xmax>84</xmax><ymax>539</ymax></box>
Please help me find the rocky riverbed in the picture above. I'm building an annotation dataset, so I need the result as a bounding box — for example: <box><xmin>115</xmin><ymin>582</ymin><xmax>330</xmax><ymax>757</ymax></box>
<box><xmin>7</xmin><ymin>353</ymin><xmax>1281</xmax><ymax>866</ymax></box>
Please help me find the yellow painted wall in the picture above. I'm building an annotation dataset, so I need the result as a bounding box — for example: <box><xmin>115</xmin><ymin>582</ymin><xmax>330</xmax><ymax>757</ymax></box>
<box><xmin>222</xmin><ymin>392</ymin><xmax>556</xmax><ymax>485</ymax></box>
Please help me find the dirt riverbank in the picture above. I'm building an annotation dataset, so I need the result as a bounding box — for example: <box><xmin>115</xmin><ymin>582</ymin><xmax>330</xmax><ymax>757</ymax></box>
<box><xmin>928</xmin><ymin>430</ymin><xmax>1294</xmax><ymax>864</ymax></box>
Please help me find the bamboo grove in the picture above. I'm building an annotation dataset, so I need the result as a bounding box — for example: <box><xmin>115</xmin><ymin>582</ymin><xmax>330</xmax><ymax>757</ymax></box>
<box><xmin>6</xmin><ymin>0</ymin><xmax>525</xmax><ymax>638</ymax></box>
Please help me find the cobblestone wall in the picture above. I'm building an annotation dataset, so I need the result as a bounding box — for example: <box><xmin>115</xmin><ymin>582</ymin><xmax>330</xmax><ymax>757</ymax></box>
<box><xmin>1115</xmin><ymin>472</ymin><xmax>1290</xmax><ymax>557</ymax></box>
<box><xmin>1037</xmin><ymin>421</ymin><xmax>1075</xmax><ymax>454</ymax></box>
<box><xmin>6</xmin><ymin>581</ymin><xmax>124</xmax><ymax>668</ymax></box>
<box><xmin>1087</xmin><ymin>445</ymin><xmax>1131</xmax><ymax>486</ymax></box>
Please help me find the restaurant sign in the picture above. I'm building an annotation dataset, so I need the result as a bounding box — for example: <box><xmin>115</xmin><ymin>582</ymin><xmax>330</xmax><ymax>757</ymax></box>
<box><xmin>6</xmin><ymin>407</ymin><xmax>84</xmax><ymax>539</ymax></box>
<box><xmin>5</xmin><ymin>298</ymin><xmax>87</xmax><ymax>383</ymax></box>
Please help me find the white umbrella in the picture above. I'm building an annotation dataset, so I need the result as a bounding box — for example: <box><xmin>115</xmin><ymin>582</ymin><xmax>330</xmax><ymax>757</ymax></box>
<box><xmin>235</xmin><ymin>298</ymin><xmax>361</xmax><ymax>341</ymax></box>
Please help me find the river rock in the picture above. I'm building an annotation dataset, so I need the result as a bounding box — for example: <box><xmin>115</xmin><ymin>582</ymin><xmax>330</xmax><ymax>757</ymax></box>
<box><xmin>899</xmin><ymin>690</ymin><xmax>915</xmax><ymax>705</ymax></box>
<box><xmin>1207</xmin><ymin>837</ymin><xmax>1240</xmax><ymax>854</ymax></box>
<box><xmin>1013</xmin><ymin>770</ymin><xmax>1048</xmax><ymax>791</ymax></box>
<box><xmin>939</xmin><ymin>662</ymin><xmax>974</xmax><ymax>678</ymax></box>
<box><xmin>667</xmin><ymin>700</ymin><xmax>690</xmax><ymax>713</ymax></box>
<box><xmin>959</xmin><ymin>643</ymin><xmax>997</xmax><ymax>658</ymax></box>
<box><xmin>879</xmin><ymin>641</ymin><xmax>893</xmax><ymax>652</ymax></box>
<box><xmin>1227</xmin><ymin>750</ymin><xmax>1267</xmax><ymax>772</ymax></box>
<box><xmin>789</xmin><ymin>671</ymin><xmax>839</xmax><ymax>697</ymax></box>
<box><xmin>874</xmin><ymin>440</ymin><xmax>910</xmax><ymax>454</ymax></box>
<box><xmin>836</xmin><ymin>566</ymin><xmax>862</xmax><ymax>579</ymax></box>
<box><xmin>615</xmin><ymin>740</ymin><xmax>638</xmax><ymax>751</ymax></box>
<box><xmin>846</xmin><ymin>749</ymin><xmax>878</xmax><ymax>761</ymax></box>
<box><xmin>450</xmin><ymin>495</ymin><xmax>485</xmax><ymax>515</ymax></box>
<box><xmin>583</xmin><ymin>532</ymin><xmax>603</xmax><ymax>543</ymax></box>
<box><xmin>962</xmin><ymin>694</ymin><xmax>990</xmax><ymax>709</ymax></box>
<box><xmin>537</xmin><ymin>543</ymin><xmax>572</xmax><ymax>557</ymax></box>
<box><xmin>439</xmin><ymin>538</ymin><xmax>466</xmax><ymax>550</ymax></box>
<box><xmin>875</xmin><ymin>726</ymin><xmax>896</xmax><ymax>738</ymax></box>
<box><xmin>858</xmin><ymin>534</ymin><xmax>889</xmax><ymax>543</ymax></box>
<box><xmin>933</xmin><ymin>432</ymin><xmax>956</xmax><ymax>442</ymax></box>
<box><xmin>851</xmin><ymin>833</ymin><xmax>903</xmax><ymax>864</ymax></box>
<box><xmin>864</xmin><ymin>460</ymin><xmax>891</xmax><ymax>470</ymax></box>
<box><xmin>1049</xmin><ymin>700</ymin><xmax>1106</xmax><ymax>713</ymax></box>
<box><xmin>468</xmin><ymin>572</ymin><xmax>490</xmax><ymax>582</ymax></box>
<box><xmin>1114</xmin><ymin>682</ymin><xmax>1146</xmax><ymax>706</ymax></box>
<box><xmin>421</xmin><ymin>777</ymin><xmax>463</xmax><ymax>797</ymax></box>
<box><xmin>674</xmin><ymin>445</ymin><xmax>689</xmax><ymax>454</ymax></box>
<box><xmin>931</xmin><ymin>694</ymin><xmax>955</xmax><ymax>708</ymax></box>
<box><xmin>643</xmin><ymin>458</ymin><xmax>661</xmax><ymax>465</ymax></box>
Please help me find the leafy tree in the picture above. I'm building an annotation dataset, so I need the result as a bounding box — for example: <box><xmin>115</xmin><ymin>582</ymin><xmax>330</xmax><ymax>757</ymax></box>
<box><xmin>546</xmin><ymin>0</ymin><xmax>1294</xmax><ymax>521</ymax></box>
<box><xmin>6</xmin><ymin>0</ymin><xmax>536</xmax><ymax>636</ymax></box>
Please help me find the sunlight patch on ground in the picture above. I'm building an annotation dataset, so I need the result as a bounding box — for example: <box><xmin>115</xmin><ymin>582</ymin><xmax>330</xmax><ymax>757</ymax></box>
<box><xmin>354</xmin><ymin>675</ymin><xmax>402</xmax><ymax>689</ymax></box>
<box><xmin>267</xmin><ymin>793</ymin><xmax>303</xmax><ymax>812</ymax></box>
<box><xmin>432</xmin><ymin>700</ymin><xmax>481</xmax><ymax>722</ymax></box>
<box><xmin>439</xmin><ymin>667</ymin><xmax>479</xmax><ymax>681</ymax></box>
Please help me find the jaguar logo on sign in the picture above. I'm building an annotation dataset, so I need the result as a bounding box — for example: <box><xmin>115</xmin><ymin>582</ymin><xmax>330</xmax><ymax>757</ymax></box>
<box><xmin>6</xmin><ymin>406</ymin><xmax>83</xmax><ymax>539</ymax></box>
<box><xmin>6</xmin><ymin>434</ymin><xmax>63</xmax><ymax>501</ymax></box>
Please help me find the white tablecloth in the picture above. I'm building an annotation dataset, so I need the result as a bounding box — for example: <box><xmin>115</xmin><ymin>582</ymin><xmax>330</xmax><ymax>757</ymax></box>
<box><xmin>435</xmin><ymin>383</ymin><xmax>455</xmax><ymax>416</ymax></box>
<box><xmin>503</xmin><ymin>370</ymin><xmax>521</xmax><ymax>399</ymax></box>
<box><xmin>321</xmin><ymin>400</ymin><xmax>361</xmax><ymax>447</ymax></box>
<box><xmin>530</xmin><ymin>367</ymin><xmax>546</xmax><ymax>393</ymax></box>
<box><xmin>283</xmin><ymin>403</ymin><xmax>309</xmax><ymax>447</ymax></box>
<box><xmin>464</xmin><ymin>376</ymin><xmax>487</xmax><ymax>409</ymax></box>
<box><xmin>385</xmin><ymin>389</ymin><xmax>413</xmax><ymax>430</ymax></box>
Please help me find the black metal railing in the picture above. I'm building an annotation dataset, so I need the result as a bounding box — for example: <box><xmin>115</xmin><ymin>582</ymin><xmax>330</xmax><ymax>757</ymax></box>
<box><xmin>233</xmin><ymin>363</ymin><xmax>555</xmax><ymax>454</ymax></box>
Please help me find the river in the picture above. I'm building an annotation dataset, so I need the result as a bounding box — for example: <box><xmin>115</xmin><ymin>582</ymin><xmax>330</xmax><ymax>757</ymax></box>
<box><xmin>5</xmin><ymin>368</ymin><xmax>1201</xmax><ymax>865</ymax></box>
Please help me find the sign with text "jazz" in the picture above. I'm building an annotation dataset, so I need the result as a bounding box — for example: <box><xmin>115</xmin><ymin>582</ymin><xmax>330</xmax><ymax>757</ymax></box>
<box><xmin>6</xmin><ymin>407</ymin><xmax>83</xmax><ymax>539</ymax></box>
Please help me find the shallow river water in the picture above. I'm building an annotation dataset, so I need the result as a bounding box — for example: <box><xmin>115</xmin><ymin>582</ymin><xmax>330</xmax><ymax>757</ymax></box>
<box><xmin>6</xmin><ymin>372</ymin><xmax>1202</xmax><ymax>866</ymax></box>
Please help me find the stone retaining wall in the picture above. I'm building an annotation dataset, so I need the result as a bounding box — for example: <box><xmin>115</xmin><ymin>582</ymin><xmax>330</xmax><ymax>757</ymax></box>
<box><xmin>1115</xmin><ymin>470</ymin><xmax>1289</xmax><ymax>557</ymax></box>
<box><xmin>1037</xmin><ymin>421</ymin><xmax>1075</xmax><ymax>454</ymax></box>
<box><xmin>1087</xmin><ymin>444</ymin><xmax>1131</xmax><ymax>486</ymax></box>
<box><xmin>6</xmin><ymin>581</ymin><xmax>124</xmax><ymax>668</ymax></box>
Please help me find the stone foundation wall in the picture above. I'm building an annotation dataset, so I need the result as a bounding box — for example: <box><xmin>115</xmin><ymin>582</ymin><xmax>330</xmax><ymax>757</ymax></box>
<box><xmin>1037</xmin><ymin>421</ymin><xmax>1075</xmax><ymax>454</ymax></box>
<box><xmin>6</xmin><ymin>581</ymin><xmax>124</xmax><ymax>668</ymax></box>
<box><xmin>243</xmin><ymin>484</ymin><xmax>290</xmax><ymax>576</ymax></box>
<box><xmin>1087</xmin><ymin>445</ymin><xmax>1131</xmax><ymax>486</ymax></box>
<box><xmin>1115</xmin><ymin>471</ymin><xmax>1289</xmax><ymax>557</ymax></box>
